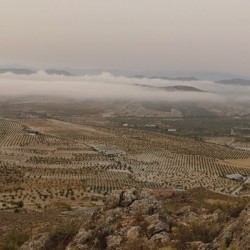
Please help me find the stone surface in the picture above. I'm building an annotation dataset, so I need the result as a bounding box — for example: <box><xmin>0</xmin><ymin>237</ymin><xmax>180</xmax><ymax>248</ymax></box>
<box><xmin>149</xmin><ymin>232</ymin><xmax>170</xmax><ymax>246</ymax></box>
<box><xmin>211</xmin><ymin>203</ymin><xmax>250</xmax><ymax>250</ymax></box>
<box><xmin>130</xmin><ymin>196</ymin><xmax>162</xmax><ymax>215</ymax></box>
<box><xmin>146</xmin><ymin>214</ymin><xmax>170</xmax><ymax>236</ymax></box>
<box><xmin>120</xmin><ymin>188</ymin><xmax>138</xmax><ymax>207</ymax></box>
<box><xmin>67</xmin><ymin>189</ymin><xmax>171</xmax><ymax>250</ymax></box>
<box><xmin>20</xmin><ymin>189</ymin><xmax>250</xmax><ymax>250</ymax></box>
<box><xmin>20</xmin><ymin>234</ymin><xmax>48</xmax><ymax>250</ymax></box>
<box><xmin>186</xmin><ymin>241</ymin><xmax>209</xmax><ymax>250</ymax></box>
<box><xmin>126</xmin><ymin>226</ymin><xmax>141</xmax><ymax>239</ymax></box>
<box><xmin>106</xmin><ymin>235</ymin><xmax>122</xmax><ymax>249</ymax></box>
<box><xmin>104</xmin><ymin>190</ymin><xmax>122</xmax><ymax>209</ymax></box>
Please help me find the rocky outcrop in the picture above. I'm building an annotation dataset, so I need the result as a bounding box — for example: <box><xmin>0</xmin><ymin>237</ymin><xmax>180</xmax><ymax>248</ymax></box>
<box><xmin>19</xmin><ymin>189</ymin><xmax>250</xmax><ymax>250</ymax></box>
<box><xmin>211</xmin><ymin>203</ymin><xmax>250</xmax><ymax>250</ymax></box>
<box><xmin>67</xmin><ymin>188</ymin><xmax>171</xmax><ymax>250</ymax></box>
<box><xmin>104</xmin><ymin>188</ymin><xmax>138</xmax><ymax>209</ymax></box>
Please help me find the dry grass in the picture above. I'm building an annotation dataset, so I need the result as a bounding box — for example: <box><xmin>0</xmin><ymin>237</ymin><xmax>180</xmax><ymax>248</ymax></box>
<box><xmin>223</xmin><ymin>158</ymin><xmax>250</xmax><ymax>168</ymax></box>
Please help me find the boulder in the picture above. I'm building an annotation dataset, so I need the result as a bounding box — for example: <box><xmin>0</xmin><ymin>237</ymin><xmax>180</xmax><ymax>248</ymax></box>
<box><xmin>146</xmin><ymin>214</ymin><xmax>170</xmax><ymax>236</ymax></box>
<box><xmin>106</xmin><ymin>235</ymin><xmax>122</xmax><ymax>249</ymax></box>
<box><xmin>120</xmin><ymin>188</ymin><xmax>138</xmax><ymax>207</ymax></box>
<box><xmin>130</xmin><ymin>196</ymin><xmax>162</xmax><ymax>215</ymax></box>
<box><xmin>186</xmin><ymin>241</ymin><xmax>209</xmax><ymax>250</ymax></box>
<box><xmin>104</xmin><ymin>189</ymin><xmax>138</xmax><ymax>209</ymax></box>
<box><xmin>105</xmin><ymin>208</ymin><xmax>123</xmax><ymax>224</ymax></box>
<box><xmin>149</xmin><ymin>232</ymin><xmax>170</xmax><ymax>246</ymax></box>
<box><xmin>20</xmin><ymin>234</ymin><xmax>48</xmax><ymax>250</ymax></box>
<box><xmin>127</xmin><ymin>226</ymin><xmax>141</xmax><ymax>239</ymax></box>
<box><xmin>104</xmin><ymin>190</ymin><xmax>122</xmax><ymax>209</ymax></box>
<box><xmin>175</xmin><ymin>206</ymin><xmax>196</xmax><ymax>216</ymax></box>
<box><xmin>71</xmin><ymin>229</ymin><xmax>93</xmax><ymax>244</ymax></box>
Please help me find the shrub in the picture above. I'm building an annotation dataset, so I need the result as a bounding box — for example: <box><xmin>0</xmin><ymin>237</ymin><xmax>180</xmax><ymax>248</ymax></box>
<box><xmin>227</xmin><ymin>203</ymin><xmax>245</xmax><ymax>218</ymax></box>
<box><xmin>175</xmin><ymin>220</ymin><xmax>221</xmax><ymax>248</ymax></box>
<box><xmin>0</xmin><ymin>234</ymin><xmax>29</xmax><ymax>250</ymax></box>
<box><xmin>93</xmin><ymin>227</ymin><xmax>114</xmax><ymax>249</ymax></box>
<box><xmin>16</xmin><ymin>200</ymin><xmax>24</xmax><ymax>208</ymax></box>
<box><xmin>207</xmin><ymin>201</ymin><xmax>246</xmax><ymax>219</ymax></box>
<box><xmin>45</xmin><ymin>224</ymin><xmax>78</xmax><ymax>250</ymax></box>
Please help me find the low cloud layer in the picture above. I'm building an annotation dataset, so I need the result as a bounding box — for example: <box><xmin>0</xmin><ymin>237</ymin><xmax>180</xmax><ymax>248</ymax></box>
<box><xmin>0</xmin><ymin>71</ymin><xmax>249</xmax><ymax>103</ymax></box>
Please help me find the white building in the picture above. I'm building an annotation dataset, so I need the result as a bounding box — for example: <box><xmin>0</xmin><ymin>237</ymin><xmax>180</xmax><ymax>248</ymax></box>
<box><xmin>168</xmin><ymin>128</ymin><xmax>177</xmax><ymax>132</ymax></box>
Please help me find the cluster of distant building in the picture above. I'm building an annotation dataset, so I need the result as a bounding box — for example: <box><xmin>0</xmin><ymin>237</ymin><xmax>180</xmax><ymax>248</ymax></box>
<box><xmin>231</xmin><ymin>127</ymin><xmax>250</xmax><ymax>136</ymax></box>
<box><xmin>122</xmin><ymin>122</ymin><xmax>177</xmax><ymax>132</ymax></box>
<box><xmin>22</xmin><ymin>127</ymin><xmax>40</xmax><ymax>136</ymax></box>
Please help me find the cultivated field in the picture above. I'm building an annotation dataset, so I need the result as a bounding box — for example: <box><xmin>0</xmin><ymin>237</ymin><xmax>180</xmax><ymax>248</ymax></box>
<box><xmin>1</xmin><ymin>100</ymin><xmax>250</xmax><ymax>211</ymax></box>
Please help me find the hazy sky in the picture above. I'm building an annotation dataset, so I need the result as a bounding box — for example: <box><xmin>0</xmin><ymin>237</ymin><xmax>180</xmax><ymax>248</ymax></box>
<box><xmin>1</xmin><ymin>0</ymin><xmax>250</xmax><ymax>75</ymax></box>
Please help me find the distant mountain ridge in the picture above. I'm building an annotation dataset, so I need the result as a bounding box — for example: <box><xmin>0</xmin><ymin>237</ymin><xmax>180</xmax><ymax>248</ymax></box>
<box><xmin>0</xmin><ymin>68</ymin><xmax>73</xmax><ymax>76</ymax></box>
<box><xmin>133</xmin><ymin>83</ymin><xmax>204</xmax><ymax>92</ymax></box>
<box><xmin>1</xmin><ymin>68</ymin><xmax>250</xmax><ymax>86</ymax></box>
<box><xmin>44</xmin><ymin>69</ymin><xmax>73</xmax><ymax>76</ymax></box>
<box><xmin>161</xmin><ymin>85</ymin><xmax>204</xmax><ymax>92</ymax></box>
<box><xmin>0</xmin><ymin>68</ymin><xmax>35</xmax><ymax>75</ymax></box>
<box><xmin>216</xmin><ymin>78</ymin><xmax>250</xmax><ymax>86</ymax></box>
<box><xmin>134</xmin><ymin>75</ymin><xmax>199</xmax><ymax>81</ymax></box>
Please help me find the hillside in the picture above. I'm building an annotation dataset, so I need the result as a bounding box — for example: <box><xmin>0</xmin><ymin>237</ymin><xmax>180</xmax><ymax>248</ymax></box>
<box><xmin>2</xmin><ymin>188</ymin><xmax>247</xmax><ymax>250</ymax></box>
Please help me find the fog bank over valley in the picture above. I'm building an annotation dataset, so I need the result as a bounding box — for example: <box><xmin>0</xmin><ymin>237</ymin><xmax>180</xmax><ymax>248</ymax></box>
<box><xmin>0</xmin><ymin>71</ymin><xmax>249</xmax><ymax>104</ymax></box>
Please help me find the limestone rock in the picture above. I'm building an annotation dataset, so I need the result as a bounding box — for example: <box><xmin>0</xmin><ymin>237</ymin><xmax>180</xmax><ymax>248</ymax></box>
<box><xmin>20</xmin><ymin>234</ymin><xmax>48</xmax><ymax>250</ymax></box>
<box><xmin>72</xmin><ymin>229</ymin><xmax>93</xmax><ymax>244</ymax></box>
<box><xmin>106</xmin><ymin>235</ymin><xmax>122</xmax><ymax>249</ymax></box>
<box><xmin>104</xmin><ymin>190</ymin><xmax>122</xmax><ymax>209</ymax></box>
<box><xmin>130</xmin><ymin>196</ymin><xmax>162</xmax><ymax>215</ymax></box>
<box><xmin>104</xmin><ymin>189</ymin><xmax>138</xmax><ymax>210</ymax></box>
<box><xmin>186</xmin><ymin>241</ymin><xmax>209</xmax><ymax>250</ymax></box>
<box><xmin>149</xmin><ymin>232</ymin><xmax>170</xmax><ymax>246</ymax></box>
<box><xmin>146</xmin><ymin>214</ymin><xmax>170</xmax><ymax>236</ymax></box>
<box><xmin>126</xmin><ymin>226</ymin><xmax>141</xmax><ymax>239</ymax></box>
<box><xmin>120</xmin><ymin>188</ymin><xmax>138</xmax><ymax>207</ymax></box>
<box><xmin>211</xmin><ymin>203</ymin><xmax>250</xmax><ymax>250</ymax></box>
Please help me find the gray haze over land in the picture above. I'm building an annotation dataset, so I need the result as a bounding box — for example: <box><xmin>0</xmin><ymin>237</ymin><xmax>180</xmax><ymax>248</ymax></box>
<box><xmin>0</xmin><ymin>71</ymin><xmax>249</xmax><ymax>103</ymax></box>
<box><xmin>1</xmin><ymin>0</ymin><xmax>250</xmax><ymax>77</ymax></box>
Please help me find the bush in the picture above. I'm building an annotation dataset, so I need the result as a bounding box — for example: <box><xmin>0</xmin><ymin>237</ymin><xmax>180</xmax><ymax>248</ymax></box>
<box><xmin>175</xmin><ymin>220</ymin><xmax>221</xmax><ymax>248</ymax></box>
<box><xmin>45</xmin><ymin>224</ymin><xmax>78</xmax><ymax>250</ymax></box>
<box><xmin>227</xmin><ymin>203</ymin><xmax>245</xmax><ymax>218</ymax></box>
<box><xmin>16</xmin><ymin>200</ymin><xmax>24</xmax><ymax>208</ymax></box>
<box><xmin>0</xmin><ymin>234</ymin><xmax>29</xmax><ymax>250</ymax></box>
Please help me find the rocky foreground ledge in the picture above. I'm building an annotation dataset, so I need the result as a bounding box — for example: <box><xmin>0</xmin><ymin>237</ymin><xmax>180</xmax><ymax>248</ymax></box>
<box><xmin>21</xmin><ymin>188</ymin><xmax>250</xmax><ymax>250</ymax></box>
<box><xmin>67</xmin><ymin>188</ymin><xmax>170</xmax><ymax>250</ymax></box>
